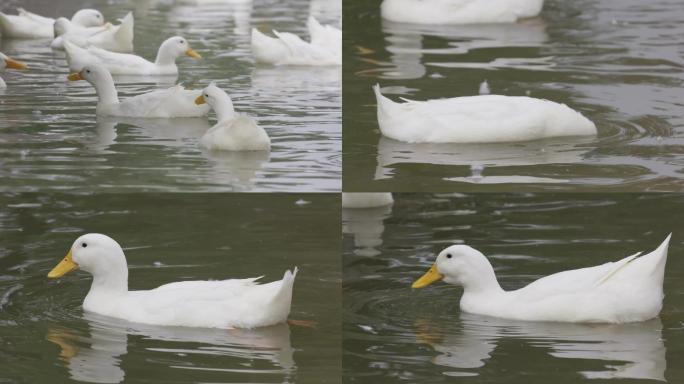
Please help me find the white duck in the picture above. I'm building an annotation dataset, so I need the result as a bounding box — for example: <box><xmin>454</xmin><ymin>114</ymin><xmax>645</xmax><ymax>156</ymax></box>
<box><xmin>381</xmin><ymin>0</ymin><xmax>544</xmax><ymax>24</ymax></box>
<box><xmin>47</xmin><ymin>233</ymin><xmax>298</xmax><ymax>329</ymax></box>
<box><xmin>0</xmin><ymin>8</ymin><xmax>104</xmax><ymax>39</ymax></box>
<box><xmin>68</xmin><ymin>64</ymin><xmax>209</xmax><ymax>118</ymax></box>
<box><xmin>373</xmin><ymin>85</ymin><xmax>597</xmax><ymax>143</ymax></box>
<box><xmin>63</xmin><ymin>36</ymin><xmax>201</xmax><ymax>75</ymax></box>
<box><xmin>342</xmin><ymin>193</ymin><xmax>394</xmax><ymax>209</ymax></box>
<box><xmin>194</xmin><ymin>83</ymin><xmax>270</xmax><ymax>151</ymax></box>
<box><xmin>50</xmin><ymin>17</ymin><xmax>113</xmax><ymax>50</ymax></box>
<box><xmin>0</xmin><ymin>52</ymin><xmax>27</xmax><ymax>88</ymax></box>
<box><xmin>251</xmin><ymin>16</ymin><xmax>340</xmax><ymax>66</ymax></box>
<box><xmin>59</xmin><ymin>12</ymin><xmax>134</xmax><ymax>53</ymax></box>
<box><xmin>413</xmin><ymin>235</ymin><xmax>672</xmax><ymax>324</ymax></box>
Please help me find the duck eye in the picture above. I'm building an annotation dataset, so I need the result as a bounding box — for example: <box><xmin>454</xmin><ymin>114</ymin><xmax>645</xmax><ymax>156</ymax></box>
<box><xmin>205</xmin><ymin>94</ymin><xmax>209</xmax><ymax>98</ymax></box>
<box><xmin>180</xmin><ymin>40</ymin><xmax>185</xmax><ymax>44</ymax></box>
<box><xmin>446</xmin><ymin>253</ymin><xmax>452</xmax><ymax>259</ymax></box>
<box><xmin>86</xmin><ymin>69</ymin><xmax>90</xmax><ymax>73</ymax></box>
<box><xmin>82</xmin><ymin>243</ymin><xmax>88</xmax><ymax>248</ymax></box>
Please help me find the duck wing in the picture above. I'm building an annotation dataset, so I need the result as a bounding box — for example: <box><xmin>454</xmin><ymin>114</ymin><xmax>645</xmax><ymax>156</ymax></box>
<box><xmin>84</xmin><ymin>46</ymin><xmax>153</xmax><ymax>73</ymax></box>
<box><xmin>513</xmin><ymin>252</ymin><xmax>642</xmax><ymax>302</ymax></box>
<box><xmin>119</xmin><ymin>85</ymin><xmax>209</xmax><ymax>118</ymax></box>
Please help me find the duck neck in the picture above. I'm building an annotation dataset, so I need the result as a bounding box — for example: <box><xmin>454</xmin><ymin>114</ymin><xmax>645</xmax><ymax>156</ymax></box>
<box><xmin>88</xmin><ymin>266</ymin><xmax>128</xmax><ymax>296</ymax></box>
<box><xmin>213</xmin><ymin>93</ymin><xmax>236</xmax><ymax>122</ymax></box>
<box><xmin>154</xmin><ymin>45</ymin><xmax>178</xmax><ymax>66</ymax></box>
<box><xmin>92</xmin><ymin>72</ymin><xmax>119</xmax><ymax>105</ymax></box>
<box><xmin>460</xmin><ymin>262</ymin><xmax>504</xmax><ymax>296</ymax></box>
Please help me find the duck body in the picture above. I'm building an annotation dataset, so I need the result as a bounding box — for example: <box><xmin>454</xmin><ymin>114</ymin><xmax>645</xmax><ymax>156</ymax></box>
<box><xmin>69</xmin><ymin>65</ymin><xmax>209</xmax><ymax>118</ymax></box>
<box><xmin>63</xmin><ymin>36</ymin><xmax>200</xmax><ymax>75</ymax></box>
<box><xmin>59</xmin><ymin>12</ymin><xmax>134</xmax><ymax>53</ymax></box>
<box><xmin>0</xmin><ymin>8</ymin><xmax>104</xmax><ymax>39</ymax></box>
<box><xmin>195</xmin><ymin>83</ymin><xmax>270</xmax><ymax>151</ymax></box>
<box><xmin>251</xmin><ymin>16</ymin><xmax>340</xmax><ymax>66</ymax></box>
<box><xmin>48</xmin><ymin>234</ymin><xmax>297</xmax><ymax>329</ymax></box>
<box><xmin>413</xmin><ymin>235</ymin><xmax>671</xmax><ymax>324</ymax></box>
<box><xmin>51</xmin><ymin>19</ymin><xmax>112</xmax><ymax>50</ymax></box>
<box><xmin>381</xmin><ymin>0</ymin><xmax>544</xmax><ymax>24</ymax></box>
<box><xmin>374</xmin><ymin>85</ymin><xmax>597</xmax><ymax>143</ymax></box>
<box><xmin>200</xmin><ymin>115</ymin><xmax>271</xmax><ymax>151</ymax></box>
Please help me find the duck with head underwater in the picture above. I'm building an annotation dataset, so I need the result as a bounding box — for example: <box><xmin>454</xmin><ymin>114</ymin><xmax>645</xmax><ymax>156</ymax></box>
<box><xmin>412</xmin><ymin>235</ymin><xmax>671</xmax><ymax>324</ymax></box>
<box><xmin>48</xmin><ymin>233</ymin><xmax>297</xmax><ymax>329</ymax></box>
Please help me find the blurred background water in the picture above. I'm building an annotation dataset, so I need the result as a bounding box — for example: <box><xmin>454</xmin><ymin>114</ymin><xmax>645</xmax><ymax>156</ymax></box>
<box><xmin>0</xmin><ymin>0</ymin><xmax>341</xmax><ymax>192</ymax></box>
<box><xmin>343</xmin><ymin>0</ymin><xmax>684</xmax><ymax>192</ymax></box>
<box><xmin>0</xmin><ymin>193</ymin><xmax>341</xmax><ymax>383</ymax></box>
<box><xmin>343</xmin><ymin>193</ymin><xmax>684</xmax><ymax>382</ymax></box>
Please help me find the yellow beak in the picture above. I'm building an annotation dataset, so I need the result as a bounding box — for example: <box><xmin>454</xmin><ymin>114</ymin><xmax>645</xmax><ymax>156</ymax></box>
<box><xmin>185</xmin><ymin>48</ymin><xmax>201</xmax><ymax>59</ymax></box>
<box><xmin>5</xmin><ymin>58</ymin><xmax>27</xmax><ymax>70</ymax></box>
<box><xmin>412</xmin><ymin>264</ymin><xmax>444</xmax><ymax>288</ymax></box>
<box><xmin>67</xmin><ymin>72</ymin><xmax>83</xmax><ymax>81</ymax></box>
<box><xmin>195</xmin><ymin>95</ymin><xmax>205</xmax><ymax>105</ymax></box>
<box><xmin>47</xmin><ymin>250</ymin><xmax>79</xmax><ymax>278</ymax></box>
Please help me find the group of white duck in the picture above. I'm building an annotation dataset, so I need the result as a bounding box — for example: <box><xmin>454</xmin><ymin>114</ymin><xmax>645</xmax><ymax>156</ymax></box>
<box><xmin>0</xmin><ymin>2</ymin><xmax>340</xmax><ymax>330</ymax></box>
<box><xmin>0</xmin><ymin>5</ymin><xmax>341</xmax><ymax>152</ymax></box>
<box><xmin>373</xmin><ymin>0</ymin><xmax>598</xmax><ymax>144</ymax></box>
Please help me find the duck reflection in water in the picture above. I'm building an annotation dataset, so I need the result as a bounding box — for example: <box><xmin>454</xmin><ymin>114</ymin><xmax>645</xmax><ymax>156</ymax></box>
<box><xmin>375</xmin><ymin>136</ymin><xmax>596</xmax><ymax>184</ymax></box>
<box><xmin>48</xmin><ymin>313</ymin><xmax>295</xmax><ymax>384</ymax></box>
<box><xmin>359</xmin><ymin>18</ymin><xmax>549</xmax><ymax>81</ymax></box>
<box><xmin>413</xmin><ymin>314</ymin><xmax>665</xmax><ymax>381</ymax></box>
<box><xmin>342</xmin><ymin>193</ymin><xmax>394</xmax><ymax>257</ymax></box>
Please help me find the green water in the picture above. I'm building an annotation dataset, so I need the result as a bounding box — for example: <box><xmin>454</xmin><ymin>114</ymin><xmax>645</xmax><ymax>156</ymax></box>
<box><xmin>0</xmin><ymin>0</ymin><xmax>341</xmax><ymax>192</ymax></box>
<box><xmin>0</xmin><ymin>193</ymin><xmax>341</xmax><ymax>383</ymax></box>
<box><xmin>343</xmin><ymin>0</ymin><xmax>684</xmax><ymax>192</ymax></box>
<box><xmin>343</xmin><ymin>193</ymin><xmax>684</xmax><ymax>382</ymax></box>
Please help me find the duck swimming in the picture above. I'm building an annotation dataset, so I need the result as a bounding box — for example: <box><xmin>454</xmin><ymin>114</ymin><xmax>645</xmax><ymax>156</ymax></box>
<box><xmin>381</xmin><ymin>0</ymin><xmax>544</xmax><ymax>24</ymax></box>
<box><xmin>373</xmin><ymin>84</ymin><xmax>597</xmax><ymax>143</ymax></box>
<box><xmin>412</xmin><ymin>235</ymin><xmax>671</xmax><ymax>323</ymax></box>
<box><xmin>194</xmin><ymin>83</ymin><xmax>270</xmax><ymax>151</ymax></box>
<box><xmin>47</xmin><ymin>233</ymin><xmax>298</xmax><ymax>329</ymax></box>
<box><xmin>0</xmin><ymin>8</ymin><xmax>104</xmax><ymax>39</ymax></box>
<box><xmin>64</xmin><ymin>36</ymin><xmax>201</xmax><ymax>75</ymax></box>
<box><xmin>57</xmin><ymin>12</ymin><xmax>134</xmax><ymax>53</ymax></box>
<box><xmin>251</xmin><ymin>16</ymin><xmax>341</xmax><ymax>66</ymax></box>
<box><xmin>68</xmin><ymin>64</ymin><xmax>209</xmax><ymax>118</ymax></box>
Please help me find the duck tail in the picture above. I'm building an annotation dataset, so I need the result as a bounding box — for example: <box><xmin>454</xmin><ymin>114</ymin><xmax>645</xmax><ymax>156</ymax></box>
<box><xmin>373</xmin><ymin>83</ymin><xmax>399</xmax><ymax>119</ymax></box>
<box><xmin>271</xmin><ymin>267</ymin><xmax>297</xmax><ymax>307</ymax></box>
<box><xmin>114</xmin><ymin>12</ymin><xmax>134</xmax><ymax>51</ymax></box>
<box><xmin>649</xmin><ymin>234</ymin><xmax>671</xmax><ymax>277</ymax></box>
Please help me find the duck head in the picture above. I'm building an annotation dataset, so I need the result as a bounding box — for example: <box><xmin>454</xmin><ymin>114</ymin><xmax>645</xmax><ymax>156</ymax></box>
<box><xmin>0</xmin><ymin>52</ymin><xmax>27</xmax><ymax>71</ymax></box>
<box><xmin>156</xmin><ymin>36</ymin><xmax>201</xmax><ymax>65</ymax></box>
<box><xmin>195</xmin><ymin>82</ymin><xmax>235</xmax><ymax>121</ymax></box>
<box><xmin>412</xmin><ymin>245</ymin><xmax>500</xmax><ymax>292</ymax></box>
<box><xmin>71</xmin><ymin>9</ymin><xmax>105</xmax><ymax>28</ymax></box>
<box><xmin>68</xmin><ymin>65</ymin><xmax>118</xmax><ymax>105</ymax></box>
<box><xmin>68</xmin><ymin>64</ymin><xmax>112</xmax><ymax>84</ymax></box>
<box><xmin>48</xmin><ymin>233</ymin><xmax>128</xmax><ymax>279</ymax></box>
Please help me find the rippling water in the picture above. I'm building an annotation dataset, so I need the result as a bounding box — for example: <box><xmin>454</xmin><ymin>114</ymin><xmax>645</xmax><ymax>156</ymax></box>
<box><xmin>0</xmin><ymin>0</ymin><xmax>341</xmax><ymax>192</ymax></box>
<box><xmin>343</xmin><ymin>193</ymin><xmax>684</xmax><ymax>382</ymax></box>
<box><xmin>343</xmin><ymin>0</ymin><xmax>684</xmax><ymax>192</ymax></box>
<box><xmin>0</xmin><ymin>193</ymin><xmax>341</xmax><ymax>383</ymax></box>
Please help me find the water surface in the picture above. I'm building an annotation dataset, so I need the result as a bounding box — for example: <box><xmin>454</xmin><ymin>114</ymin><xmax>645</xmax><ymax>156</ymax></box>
<box><xmin>343</xmin><ymin>193</ymin><xmax>684</xmax><ymax>382</ymax></box>
<box><xmin>0</xmin><ymin>193</ymin><xmax>341</xmax><ymax>383</ymax></box>
<box><xmin>0</xmin><ymin>0</ymin><xmax>341</xmax><ymax>192</ymax></box>
<box><xmin>343</xmin><ymin>0</ymin><xmax>684</xmax><ymax>192</ymax></box>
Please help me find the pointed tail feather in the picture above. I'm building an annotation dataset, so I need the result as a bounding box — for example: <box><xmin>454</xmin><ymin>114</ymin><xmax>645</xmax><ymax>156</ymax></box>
<box><xmin>272</xmin><ymin>267</ymin><xmax>297</xmax><ymax>305</ymax></box>
<box><xmin>113</xmin><ymin>12</ymin><xmax>134</xmax><ymax>51</ymax></box>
